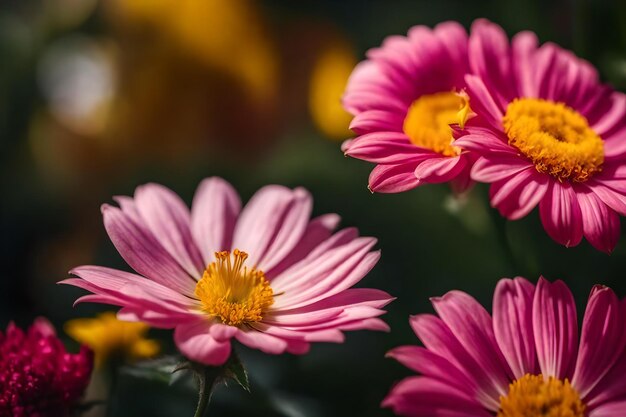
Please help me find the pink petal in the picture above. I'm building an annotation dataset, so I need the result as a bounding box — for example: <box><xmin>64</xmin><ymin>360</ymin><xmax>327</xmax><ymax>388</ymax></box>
<box><xmin>102</xmin><ymin>204</ymin><xmax>196</xmax><ymax>296</ymax></box>
<box><xmin>234</xmin><ymin>329</ymin><xmax>288</xmax><ymax>354</ymax></box>
<box><xmin>191</xmin><ymin>177</ymin><xmax>241</xmax><ymax>266</ymax></box>
<box><xmin>174</xmin><ymin>321</ymin><xmax>232</xmax><ymax>366</ymax></box>
<box><xmin>414</xmin><ymin>156</ymin><xmax>467</xmax><ymax>184</ymax></box>
<box><xmin>489</xmin><ymin>168</ymin><xmax>549</xmax><ymax>220</ymax></box>
<box><xmin>431</xmin><ymin>291</ymin><xmax>512</xmax><ymax>409</ymax></box>
<box><xmin>532</xmin><ymin>277</ymin><xmax>578</xmax><ymax>380</ymax></box>
<box><xmin>576</xmin><ymin>188</ymin><xmax>621</xmax><ymax>253</ymax></box>
<box><xmin>471</xmin><ymin>155</ymin><xmax>533</xmax><ymax>183</ymax></box>
<box><xmin>493</xmin><ymin>277</ymin><xmax>538</xmax><ymax>379</ymax></box>
<box><xmin>135</xmin><ymin>183</ymin><xmax>204</xmax><ymax>278</ymax></box>
<box><xmin>572</xmin><ymin>286</ymin><xmax>625</xmax><ymax>399</ymax></box>
<box><xmin>382</xmin><ymin>376</ymin><xmax>492</xmax><ymax>417</ymax></box>
<box><xmin>344</xmin><ymin>132</ymin><xmax>434</xmax><ymax>164</ymax></box>
<box><xmin>349</xmin><ymin>110</ymin><xmax>404</xmax><ymax>134</ymax></box>
<box><xmin>511</xmin><ymin>31</ymin><xmax>540</xmax><ymax>98</ymax></box>
<box><xmin>232</xmin><ymin>186</ymin><xmax>312</xmax><ymax>271</ymax></box>
<box><xmin>267</xmin><ymin>213</ymin><xmax>340</xmax><ymax>277</ymax></box>
<box><xmin>386</xmin><ymin>345</ymin><xmax>473</xmax><ymax>390</ymax></box>
<box><xmin>588</xmin><ymin>401</ymin><xmax>626</xmax><ymax>417</ymax></box>
<box><xmin>368</xmin><ymin>163</ymin><xmax>422</xmax><ymax>193</ymax></box>
<box><xmin>468</xmin><ymin>19</ymin><xmax>514</xmax><ymax>109</ymax></box>
<box><xmin>539</xmin><ymin>181</ymin><xmax>584</xmax><ymax>247</ymax></box>
<box><xmin>453</xmin><ymin>129</ymin><xmax>517</xmax><ymax>156</ymax></box>
<box><xmin>464</xmin><ymin>75</ymin><xmax>504</xmax><ymax>130</ymax></box>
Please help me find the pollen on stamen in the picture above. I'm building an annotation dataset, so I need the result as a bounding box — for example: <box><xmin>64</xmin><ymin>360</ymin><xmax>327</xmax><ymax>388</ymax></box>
<box><xmin>503</xmin><ymin>98</ymin><xmax>604</xmax><ymax>182</ymax></box>
<box><xmin>195</xmin><ymin>249</ymin><xmax>274</xmax><ymax>326</ymax></box>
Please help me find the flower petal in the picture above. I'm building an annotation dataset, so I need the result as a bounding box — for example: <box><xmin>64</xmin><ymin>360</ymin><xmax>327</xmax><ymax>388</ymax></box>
<box><xmin>538</xmin><ymin>181</ymin><xmax>584</xmax><ymax>247</ymax></box>
<box><xmin>368</xmin><ymin>163</ymin><xmax>422</xmax><ymax>193</ymax></box>
<box><xmin>576</xmin><ymin>188</ymin><xmax>621</xmax><ymax>253</ymax></box>
<box><xmin>191</xmin><ymin>177</ymin><xmax>241</xmax><ymax>265</ymax></box>
<box><xmin>532</xmin><ymin>277</ymin><xmax>578</xmax><ymax>380</ymax></box>
<box><xmin>174</xmin><ymin>321</ymin><xmax>232</xmax><ymax>366</ymax></box>
<box><xmin>493</xmin><ymin>277</ymin><xmax>538</xmax><ymax>379</ymax></box>
<box><xmin>135</xmin><ymin>183</ymin><xmax>204</xmax><ymax>278</ymax></box>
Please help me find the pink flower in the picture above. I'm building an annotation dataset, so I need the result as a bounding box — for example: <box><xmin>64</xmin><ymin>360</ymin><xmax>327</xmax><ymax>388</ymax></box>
<box><xmin>456</xmin><ymin>19</ymin><xmax>626</xmax><ymax>252</ymax></box>
<box><xmin>61</xmin><ymin>178</ymin><xmax>393</xmax><ymax>366</ymax></box>
<box><xmin>0</xmin><ymin>318</ymin><xmax>93</xmax><ymax>417</ymax></box>
<box><xmin>342</xmin><ymin>21</ymin><xmax>475</xmax><ymax>193</ymax></box>
<box><xmin>383</xmin><ymin>277</ymin><xmax>626</xmax><ymax>417</ymax></box>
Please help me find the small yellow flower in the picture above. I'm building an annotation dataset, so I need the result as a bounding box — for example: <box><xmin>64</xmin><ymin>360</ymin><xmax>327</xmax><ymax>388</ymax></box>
<box><xmin>309</xmin><ymin>41</ymin><xmax>357</xmax><ymax>140</ymax></box>
<box><xmin>65</xmin><ymin>312</ymin><xmax>160</xmax><ymax>369</ymax></box>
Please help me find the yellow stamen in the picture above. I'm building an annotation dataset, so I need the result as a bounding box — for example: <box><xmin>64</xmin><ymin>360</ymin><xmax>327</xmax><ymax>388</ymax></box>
<box><xmin>195</xmin><ymin>249</ymin><xmax>274</xmax><ymax>326</ymax></box>
<box><xmin>403</xmin><ymin>91</ymin><xmax>471</xmax><ymax>156</ymax></box>
<box><xmin>64</xmin><ymin>312</ymin><xmax>160</xmax><ymax>369</ymax></box>
<box><xmin>498</xmin><ymin>374</ymin><xmax>585</xmax><ymax>417</ymax></box>
<box><xmin>503</xmin><ymin>98</ymin><xmax>604</xmax><ymax>182</ymax></box>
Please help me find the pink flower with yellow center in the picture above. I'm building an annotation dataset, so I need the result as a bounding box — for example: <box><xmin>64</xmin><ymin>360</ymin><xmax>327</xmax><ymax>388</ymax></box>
<box><xmin>456</xmin><ymin>19</ymin><xmax>626</xmax><ymax>252</ymax></box>
<box><xmin>61</xmin><ymin>178</ymin><xmax>393</xmax><ymax>365</ymax></box>
<box><xmin>0</xmin><ymin>318</ymin><xmax>93</xmax><ymax>417</ymax></box>
<box><xmin>342</xmin><ymin>21</ymin><xmax>475</xmax><ymax>193</ymax></box>
<box><xmin>383</xmin><ymin>277</ymin><xmax>626</xmax><ymax>417</ymax></box>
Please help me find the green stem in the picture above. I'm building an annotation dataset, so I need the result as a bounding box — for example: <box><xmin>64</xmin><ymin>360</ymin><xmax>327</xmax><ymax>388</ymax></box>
<box><xmin>491</xmin><ymin>210</ymin><xmax>518</xmax><ymax>274</ymax></box>
<box><xmin>193</xmin><ymin>367</ymin><xmax>216</xmax><ymax>417</ymax></box>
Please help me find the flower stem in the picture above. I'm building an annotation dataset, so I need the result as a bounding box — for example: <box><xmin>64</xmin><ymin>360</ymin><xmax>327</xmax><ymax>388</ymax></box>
<box><xmin>193</xmin><ymin>366</ymin><xmax>217</xmax><ymax>417</ymax></box>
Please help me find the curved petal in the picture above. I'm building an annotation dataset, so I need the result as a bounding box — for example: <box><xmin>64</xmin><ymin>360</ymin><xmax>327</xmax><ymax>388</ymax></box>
<box><xmin>538</xmin><ymin>181</ymin><xmax>584</xmax><ymax>247</ymax></box>
<box><xmin>532</xmin><ymin>277</ymin><xmax>578</xmax><ymax>380</ymax></box>
<box><xmin>576</xmin><ymin>188</ymin><xmax>621</xmax><ymax>253</ymax></box>
<box><xmin>382</xmin><ymin>376</ymin><xmax>492</xmax><ymax>417</ymax></box>
<box><xmin>232</xmin><ymin>186</ymin><xmax>312</xmax><ymax>271</ymax></box>
<box><xmin>369</xmin><ymin>163</ymin><xmax>422</xmax><ymax>193</ymax></box>
<box><xmin>493</xmin><ymin>277</ymin><xmax>538</xmax><ymax>379</ymax></box>
<box><xmin>489</xmin><ymin>168</ymin><xmax>549</xmax><ymax>220</ymax></box>
<box><xmin>191</xmin><ymin>177</ymin><xmax>241</xmax><ymax>266</ymax></box>
<box><xmin>471</xmin><ymin>155</ymin><xmax>533</xmax><ymax>183</ymax></box>
<box><xmin>572</xmin><ymin>286</ymin><xmax>625</xmax><ymax>399</ymax></box>
<box><xmin>102</xmin><ymin>204</ymin><xmax>196</xmax><ymax>296</ymax></box>
<box><xmin>174</xmin><ymin>320</ymin><xmax>232</xmax><ymax>366</ymax></box>
<box><xmin>414</xmin><ymin>156</ymin><xmax>467</xmax><ymax>184</ymax></box>
<box><xmin>135</xmin><ymin>183</ymin><xmax>204</xmax><ymax>278</ymax></box>
<box><xmin>431</xmin><ymin>291</ymin><xmax>512</xmax><ymax>409</ymax></box>
<box><xmin>234</xmin><ymin>328</ymin><xmax>288</xmax><ymax>355</ymax></box>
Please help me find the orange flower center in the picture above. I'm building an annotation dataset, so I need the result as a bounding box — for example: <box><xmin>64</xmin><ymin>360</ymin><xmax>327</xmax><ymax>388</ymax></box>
<box><xmin>497</xmin><ymin>374</ymin><xmax>585</xmax><ymax>417</ymax></box>
<box><xmin>402</xmin><ymin>91</ymin><xmax>470</xmax><ymax>157</ymax></box>
<box><xmin>503</xmin><ymin>98</ymin><xmax>604</xmax><ymax>182</ymax></box>
<box><xmin>195</xmin><ymin>249</ymin><xmax>274</xmax><ymax>326</ymax></box>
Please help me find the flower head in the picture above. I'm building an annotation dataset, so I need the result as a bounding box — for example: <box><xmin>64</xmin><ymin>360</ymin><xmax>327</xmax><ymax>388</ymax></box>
<box><xmin>65</xmin><ymin>312</ymin><xmax>159</xmax><ymax>369</ymax></box>
<box><xmin>456</xmin><ymin>19</ymin><xmax>626</xmax><ymax>252</ymax></box>
<box><xmin>383</xmin><ymin>277</ymin><xmax>626</xmax><ymax>417</ymax></box>
<box><xmin>342</xmin><ymin>21</ymin><xmax>475</xmax><ymax>193</ymax></box>
<box><xmin>61</xmin><ymin>178</ymin><xmax>393</xmax><ymax>365</ymax></box>
<box><xmin>0</xmin><ymin>318</ymin><xmax>93</xmax><ymax>417</ymax></box>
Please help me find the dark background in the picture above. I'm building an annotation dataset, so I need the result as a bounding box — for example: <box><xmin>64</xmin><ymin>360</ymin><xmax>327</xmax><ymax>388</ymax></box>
<box><xmin>1</xmin><ymin>0</ymin><xmax>626</xmax><ymax>416</ymax></box>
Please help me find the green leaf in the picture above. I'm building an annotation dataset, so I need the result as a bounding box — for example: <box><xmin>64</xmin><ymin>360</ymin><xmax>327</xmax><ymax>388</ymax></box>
<box><xmin>121</xmin><ymin>355</ymin><xmax>186</xmax><ymax>385</ymax></box>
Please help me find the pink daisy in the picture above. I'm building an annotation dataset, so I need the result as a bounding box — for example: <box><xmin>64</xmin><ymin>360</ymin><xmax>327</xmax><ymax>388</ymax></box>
<box><xmin>342</xmin><ymin>21</ymin><xmax>475</xmax><ymax>194</ymax></box>
<box><xmin>456</xmin><ymin>19</ymin><xmax>626</xmax><ymax>252</ymax></box>
<box><xmin>383</xmin><ymin>277</ymin><xmax>626</xmax><ymax>417</ymax></box>
<box><xmin>61</xmin><ymin>177</ymin><xmax>393</xmax><ymax>366</ymax></box>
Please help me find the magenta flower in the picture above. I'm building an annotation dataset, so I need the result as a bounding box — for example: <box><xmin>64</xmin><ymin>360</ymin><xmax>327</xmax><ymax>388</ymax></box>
<box><xmin>0</xmin><ymin>318</ymin><xmax>93</xmax><ymax>417</ymax></box>
<box><xmin>61</xmin><ymin>178</ymin><xmax>393</xmax><ymax>366</ymax></box>
<box><xmin>456</xmin><ymin>19</ymin><xmax>626</xmax><ymax>252</ymax></box>
<box><xmin>383</xmin><ymin>277</ymin><xmax>626</xmax><ymax>417</ymax></box>
<box><xmin>342</xmin><ymin>21</ymin><xmax>475</xmax><ymax>193</ymax></box>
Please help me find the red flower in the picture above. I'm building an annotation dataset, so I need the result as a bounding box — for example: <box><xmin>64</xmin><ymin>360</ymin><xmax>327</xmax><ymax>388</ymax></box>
<box><xmin>0</xmin><ymin>318</ymin><xmax>93</xmax><ymax>417</ymax></box>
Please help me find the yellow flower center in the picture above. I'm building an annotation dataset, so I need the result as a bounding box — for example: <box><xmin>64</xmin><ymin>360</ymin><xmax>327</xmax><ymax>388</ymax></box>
<box><xmin>195</xmin><ymin>249</ymin><xmax>274</xmax><ymax>326</ymax></box>
<box><xmin>498</xmin><ymin>374</ymin><xmax>585</xmax><ymax>417</ymax></box>
<box><xmin>403</xmin><ymin>91</ymin><xmax>470</xmax><ymax>157</ymax></box>
<box><xmin>503</xmin><ymin>98</ymin><xmax>604</xmax><ymax>182</ymax></box>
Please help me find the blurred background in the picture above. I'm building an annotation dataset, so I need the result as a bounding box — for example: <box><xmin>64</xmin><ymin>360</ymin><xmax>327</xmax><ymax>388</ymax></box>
<box><xmin>1</xmin><ymin>0</ymin><xmax>626</xmax><ymax>416</ymax></box>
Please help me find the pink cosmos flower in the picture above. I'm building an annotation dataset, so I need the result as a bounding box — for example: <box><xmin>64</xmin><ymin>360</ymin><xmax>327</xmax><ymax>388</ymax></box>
<box><xmin>0</xmin><ymin>318</ymin><xmax>93</xmax><ymax>417</ymax></box>
<box><xmin>342</xmin><ymin>21</ymin><xmax>475</xmax><ymax>193</ymax></box>
<box><xmin>383</xmin><ymin>277</ymin><xmax>626</xmax><ymax>417</ymax></box>
<box><xmin>61</xmin><ymin>178</ymin><xmax>393</xmax><ymax>366</ymax></box>
<box><xmin>456</xmin><ymin>19</ymin><xmax>626</xmax><ymax>252</ymax></box>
